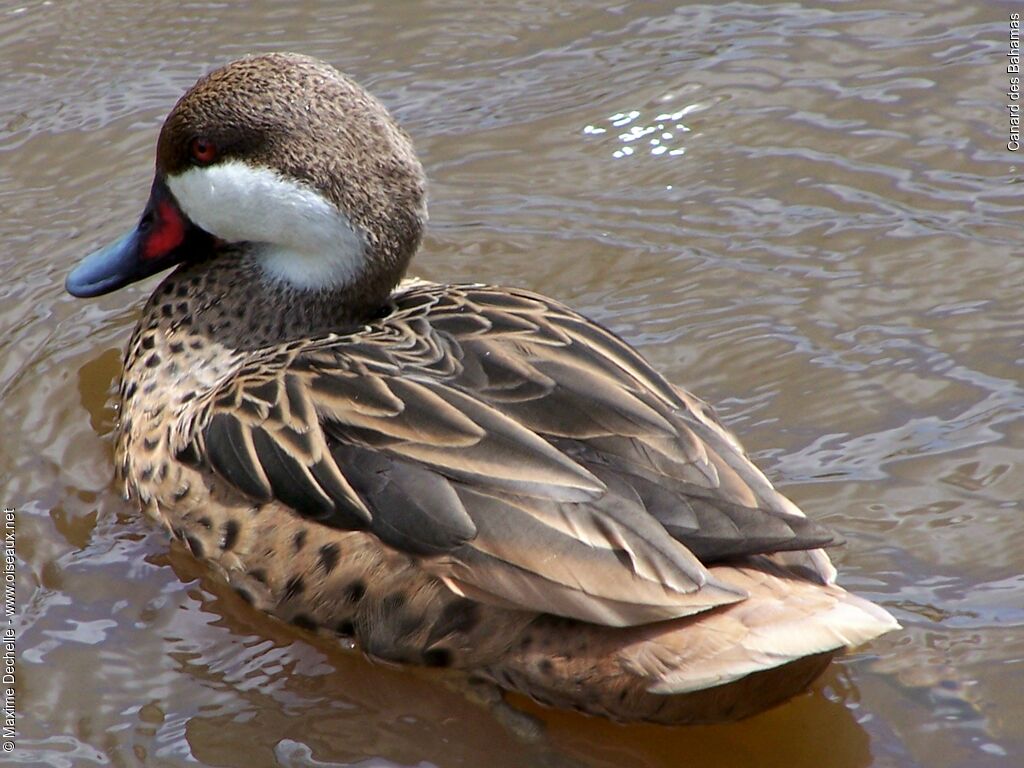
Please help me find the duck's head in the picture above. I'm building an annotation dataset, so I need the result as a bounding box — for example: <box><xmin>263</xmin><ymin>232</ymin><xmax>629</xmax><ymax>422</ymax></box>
<box><xmin>66</xmin><ymin>53</ymin><xmax>427</xmax><ymax>314</ymax></box>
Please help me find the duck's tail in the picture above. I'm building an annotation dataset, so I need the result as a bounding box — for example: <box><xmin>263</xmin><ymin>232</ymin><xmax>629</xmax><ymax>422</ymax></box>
<box><xmin>483</xmin><ymin>557</ymin><xmax>898</xmax><ymax>724</ymax></box>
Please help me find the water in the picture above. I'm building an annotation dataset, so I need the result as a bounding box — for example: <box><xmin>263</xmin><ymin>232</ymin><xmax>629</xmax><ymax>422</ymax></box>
<box><xmin>2</xmin><ymin>1</ymin><xmax>1022</xmax><ymax>766</ymax></box>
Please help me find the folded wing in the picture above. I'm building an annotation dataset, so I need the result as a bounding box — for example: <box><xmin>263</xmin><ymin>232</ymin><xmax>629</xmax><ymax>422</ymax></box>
<box><xmin>175</xmin><ymin>283</ymin><xmax>840</xmax><ymax>626</ymax></box>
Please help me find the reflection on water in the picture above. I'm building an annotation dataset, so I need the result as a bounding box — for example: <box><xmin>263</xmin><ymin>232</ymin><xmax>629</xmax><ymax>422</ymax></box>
<box><xmin>2</xmin><ymin>1</ymin><xmax>1023</xmax><ymax>767</ymax></box>
<box><xmin>583</xmin><ymin>97</ymin><xmax>702</xmax><ymax>159</ymax></box>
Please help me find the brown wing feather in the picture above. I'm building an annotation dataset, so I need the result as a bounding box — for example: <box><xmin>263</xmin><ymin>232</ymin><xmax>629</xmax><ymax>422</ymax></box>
<box><xmin>176</xmin><ymin>281</ymin><xmax>839</xmax><ymax>626</ymax></box>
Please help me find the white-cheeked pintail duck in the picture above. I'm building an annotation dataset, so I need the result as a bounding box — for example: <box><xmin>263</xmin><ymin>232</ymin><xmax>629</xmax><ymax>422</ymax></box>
<box><xmin>66</xmin><ymin>53</ymin><xmax>898</xmax><ymax>725</ymax></box>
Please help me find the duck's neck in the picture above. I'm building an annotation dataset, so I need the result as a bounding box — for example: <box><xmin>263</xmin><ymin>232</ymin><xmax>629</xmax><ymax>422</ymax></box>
<box><xmin>140</xmin><ymin>248</ymin><xmax>395</xmax><ymax>352</ymax></box>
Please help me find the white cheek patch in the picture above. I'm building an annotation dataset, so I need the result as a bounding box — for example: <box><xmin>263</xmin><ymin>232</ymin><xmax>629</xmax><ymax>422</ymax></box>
<box><xmin>166</xmin><ymin>161</ymin><xmax>367</xmax><ymax>290</ymax></box>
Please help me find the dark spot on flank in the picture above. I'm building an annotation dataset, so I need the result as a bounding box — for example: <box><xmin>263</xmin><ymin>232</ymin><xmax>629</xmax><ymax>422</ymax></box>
<box><xmin>317</xmin><ymin>543</ymin><xmax>341</xmax><ymax>574</ymax></box>
<box><xmin>161</xmin><ymin>304</ymin><xmax>173</xmax><ymax>318</ymax></box>
<box><xmin>545</xmin><ymin>615</ymin><xmax>573</xmax><ymax>631</ymax></box>
<box><xmin>142</xmin><ymin>436</ymin><xmax>160</xmax><ymax>451</ymax></box>
<box><xmin>249</xmin><ymin>568</ymin><xmax>268</xmax><ymax>584</ymax></box>
<box><xmin>292</xmin><ymin>614</ymin><xmax>317</xmax><ymax>632</ymax></box>
<box><xmin>428</xmin><ymin>599</ymin><xmax>480</xmax><ymax>645</ymax></box>
<box><xmin>189</xmin><ymin>339</ymin><xmax>203</xmax><ymax>350</ymax></box>
<box><xmin>283</xmin><ymin>575</ymin><xmax>305</xmax><ymax>601</ymax></box>
<box><xmin>141</xmin><ymin>335</ymin><xmax>155</xmax><ymax>350</ymax></box>
<box><xmin>292</xmin><ymin>529</ymin><xmax>307</xmax><ymax>552</ymax></box>
<box><xmin>185</xmin><ymin>535</ymin><xmax>205</xmax><ymax>559</ymax></box>
<box><xmin>335</xmin><ymin>619</ymin><xmax>355</xmax><ymax>637</ymax></box>
<box><xmin>380</xmin><ymin>592</ymin><xmax>407</xmax><ymax>614</ymax></box>
<box><xmin>222</xmin><ymin>519</ymin><xmax>240</xmax><ymax>551</ymax></box>
<box><xmin>123</xmin><ymin>381</ymin><xmax>138</xmax><ymax>399</ymax></box>
<box><xmin>176</xmin><ymin>283</ymin><xmax>190</xmax><ymax>298</ymax></box>
<box><xmin>343</xmin><ymin>580</ymin><xmax>366</xmax><ymax>604</ymax></box>
<box><xmin>423</xmin><ymin>648</ymin><xmax>452</xmax><ymax>668</ymax></box>
<box><xmin>139</xmin><ymin>465</ymin><xmax>154</xmax><ymax>482</ymax></box>
<box><xmin>176</xmin><ymin>302</ymin><xmax>189</xmax><ymax>314</ymax></box>
<box><xmin>168</xmin><ymin>340</ymin><xmax>185</xmax><ymax>354</ymax></box>
<box><xmin>234</xmin><ymin>587</ymin><xmax>254</xmax><ymax>605</ymax></box>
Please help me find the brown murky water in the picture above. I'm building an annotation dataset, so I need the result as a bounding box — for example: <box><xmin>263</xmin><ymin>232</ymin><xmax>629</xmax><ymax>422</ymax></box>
<box><xmin>3</xmin><ymin>1</ymin><xmax>1022</xmax><ymax>766</ymax></box>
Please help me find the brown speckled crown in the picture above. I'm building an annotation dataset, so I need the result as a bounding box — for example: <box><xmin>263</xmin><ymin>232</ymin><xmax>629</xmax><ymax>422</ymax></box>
<box><xmin>158</xmin><ymin>53</ymin><xmax>427</xmax><ymax>314</ymax></box>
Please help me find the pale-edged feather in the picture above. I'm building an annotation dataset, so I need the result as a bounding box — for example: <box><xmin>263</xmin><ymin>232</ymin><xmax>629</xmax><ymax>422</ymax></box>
<box><xmin>330</xmin><ymin>442</ymin><xmax>476</xmax><ymax>554</ymax></box>
<box><xmin>625</xmin><ymin>558</ymin><xmax>900</xmax><ymax>694</ymax></box>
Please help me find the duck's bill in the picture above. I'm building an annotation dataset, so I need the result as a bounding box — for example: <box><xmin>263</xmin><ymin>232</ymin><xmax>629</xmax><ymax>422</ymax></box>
<box><xmin>66</xmin><ymin>178</ymin><xmax>212</xmax><ymax>298</ymax></box>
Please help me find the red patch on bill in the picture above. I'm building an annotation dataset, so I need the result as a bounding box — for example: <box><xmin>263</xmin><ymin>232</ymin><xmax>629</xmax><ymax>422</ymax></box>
<box><xmin>142</xmin><ymin>200</ymin><xmax>186</xmax><ymax>260</ymax></box>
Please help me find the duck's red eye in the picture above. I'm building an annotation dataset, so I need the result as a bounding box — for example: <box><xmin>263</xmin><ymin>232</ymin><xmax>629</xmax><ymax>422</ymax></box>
<box><xmin>190</xmin><ymin>137</ymin><xmax>217</xmax><ymax>165</ymax></box>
